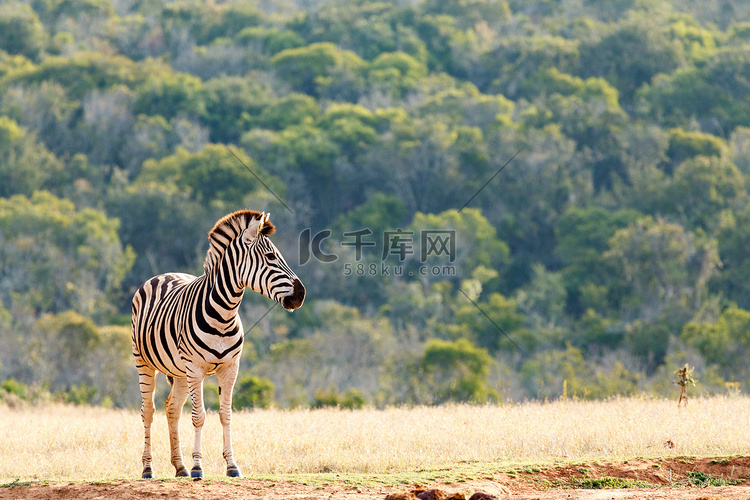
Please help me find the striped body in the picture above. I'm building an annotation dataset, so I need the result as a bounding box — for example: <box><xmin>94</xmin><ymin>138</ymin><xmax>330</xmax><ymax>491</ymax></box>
<box><xmin>132</xmin><ymin>273</ymin><xmax>244</xmax><ymax>378</ymax></box>
<box><xmin>131</xmin><ymin>211</ymin><xmax>305</xmax><ymax>479</ymax></box>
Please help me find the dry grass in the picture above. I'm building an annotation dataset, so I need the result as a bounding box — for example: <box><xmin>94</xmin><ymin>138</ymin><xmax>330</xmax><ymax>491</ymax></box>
<box><xmin>1</xmin><ymin>396</ymin><xmax>748</xmax><ymax>481</ymax></box>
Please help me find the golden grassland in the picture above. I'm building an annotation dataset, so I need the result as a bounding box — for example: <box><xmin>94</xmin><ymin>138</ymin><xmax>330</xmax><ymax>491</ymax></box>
<box><xmin>1</xmin><ymin>396</ymin><xmax>748</xmax><ymax>482</ymax></box>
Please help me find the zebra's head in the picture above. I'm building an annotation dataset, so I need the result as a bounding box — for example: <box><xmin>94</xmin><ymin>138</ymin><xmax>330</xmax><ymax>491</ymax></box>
<box><xmin>240</xmin><ymin>213</ymin><xmax>305</xmax><ymax>310</ymax></box>
<box><xmin>206</xmin><ymin>211</ymin><xmax>305</xmax><ymax>311</ymax></box>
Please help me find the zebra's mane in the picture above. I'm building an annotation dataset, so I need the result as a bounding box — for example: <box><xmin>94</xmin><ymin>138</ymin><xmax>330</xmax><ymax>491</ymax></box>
<box><xmin>203</xmin><ymin>210</ymin><xmax>275</xmax><ymax>274</ymax></box>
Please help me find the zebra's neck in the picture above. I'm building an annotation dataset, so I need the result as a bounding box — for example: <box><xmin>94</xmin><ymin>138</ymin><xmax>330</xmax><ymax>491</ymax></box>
<box><xmin>203</xmin><ymin>252</ymin><xmax>245</xmax><ymax>330</ymax></box>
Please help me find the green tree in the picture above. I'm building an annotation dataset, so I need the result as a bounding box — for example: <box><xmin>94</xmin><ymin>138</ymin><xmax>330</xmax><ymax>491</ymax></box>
<box><xmin>482</xmin><ymin>35</ymin><xmax>580</xmax><ymax>98</ymax></box>
<box><xmin>253</xmin><ymin>301</ymin><xmax>397</xmax><ymax>407</ymax></box>
<box><xmin>233</xmin><ymin>375</ymin><xmax>274</xmax><ymax>409</ymax></box>
<box><xmin>638</xmin><ymin>46</ymin><xmax>750</xmax><ymax>135</ymax></box>
<box><xmin>367</xmin><ymin>51</ymin><xmax>429</xmax><ymax>97</ymax></box>
<box><xmin>134</xmin><ymin>70</ymin><xmax>205</xmax><ymax>120</ymax></box>
<box><xmin>454</xmin><ymin>291</ymin><xmax>529</xmax><ymax>353</ymax></box>
<box><xmin>606</xmin><ymin>217</ymin><xmax>719</xmax><ymax>317</ymax></box>
<box><xmin>657</xmin><ymin>156</ymin><xmax>745</xmax><ymax>231</ymax></box>
<box><xmin>5</xmin><ymin>51</ymin><xmax>143</xmax><ymax>99</ymax></box>
<box><xmin>0</xmin><ymin>191</ymin><xmax>135</xmax><ymax>318</ymax></box>
<box><xmin>555</xmin><ymin>207</ymin><xmax>641</xmax><ymax>315</ymax></box>
<box><xmin>106</xmin><ymin>182</ymin><xmax>212</xmax><ymax>295</ymax></box>
<box><xmin>196</xmin><ymin>3</ymin><xmax>264</xmax><ymax>45</ymax></box>
<box><xmin>418</xmin><ymin>84</ymin><xmax>514</xmax><ymax>130</ymax></box>
<box><xmin>137</xmin><ymin>144</ymin><xmax>281</xmax><ymax>207</ymax></box>
<box><xmin>32</xmin><ymin>311</ymin><xmax>99</xmax><ymax>391</ymax></box>
<box><xmin>255</xmin><ymin>93</ymin><xmax>319</xmax><ymax>131</ymax></box>
<box><xmin>271</xmin><ymin>42</ymin><xmax>365</xmax><ymax>97</ymax></box>
<box><xmin>578</xmin><ymin>17</ymin><xmax>685</xmax><ymax>103</ymax></box>
<box><xmin>0</xmin><ymin>116</ymin><xmax>63</xmax><ymax>197</ymax></box>
<box><xmin>682</xmin><ymin>307</ymin><xmax>750</xmax><ymax>367</ymax></box>
<box><xmin>605</xmin><ymin>217</ymin><xmax>720</xmax><ymax>366</ymax></box>
<box><xmin>665</xmin><ymin>128</ymin><xmax>727</xmax><ymax>172</ymax></box>
<box><xmin>420</xmin><ymin>338</ymin><xmax>495</xmax><ymax>404</ymax></box>
<box><xmin>0</xmin><ymin>2</ymin><xmax>46</xmax><ymax>60</ymax></box>
<box><xmin>235</xmin><ymin>26</ymin><xmax>304</xmax><ymax>55</ymax></box>
<box><xmin>420</xmin><ymin>0</ymin><xmax>510</xmax><ymax>29</ymax></box>
<box><xmin>520</xmin><ymin>344</ymin><xmax>592</xmax><ymax>400</ymax></box>
<box><xmin>201</xmin><ymin>76</ymin><xmax>271</xmax><ymax>143</ymax></box>
<box><xmin>479</xmin><ymin>126</ymin><xmax>578</xmax><ymax>287</ymax></box>
<box><xmin>291</xmin><ymin>0</ymin><xmax>426</xmax><ymax>62</ymax></box>
<box><xmin>515</xmin><ymin>264</ymin><xmax>567</xmax><ymax>331</ymax></box>
<box><xmin>712</xmin><ymin>203</ymin><xmax>750</xmax><ymax>309</ymax></box>
<box><xmin>408</xmin><ymin>208</ymin><xmax>510</xmax><ymax>285</ymax></box>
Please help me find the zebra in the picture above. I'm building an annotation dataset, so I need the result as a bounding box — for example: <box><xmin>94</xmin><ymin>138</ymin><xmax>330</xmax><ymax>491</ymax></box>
<box><xmin>131</xmin><ymin>210</ymin><xmax>305</xmax><ymax>479</ymax></box>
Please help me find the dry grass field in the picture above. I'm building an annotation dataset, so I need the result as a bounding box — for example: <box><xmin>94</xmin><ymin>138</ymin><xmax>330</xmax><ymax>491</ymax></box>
<box><xmin>1</xmin><ymin>395</ymin><xmax>749</xmax><ymax>483</ymax></box>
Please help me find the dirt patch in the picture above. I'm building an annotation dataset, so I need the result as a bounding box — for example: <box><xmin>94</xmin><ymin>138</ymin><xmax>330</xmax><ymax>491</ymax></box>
<box><xmin>3</xmin><ymin>457</ymin><xmax>750</xmax><ymax>500</ymax></box>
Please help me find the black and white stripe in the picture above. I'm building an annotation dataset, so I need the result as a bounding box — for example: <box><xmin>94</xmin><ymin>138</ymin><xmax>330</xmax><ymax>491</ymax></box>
<box><xmin>131</xmin><ymin>211</ymin><xmax>305</xmax><ymax>479</ymax></box>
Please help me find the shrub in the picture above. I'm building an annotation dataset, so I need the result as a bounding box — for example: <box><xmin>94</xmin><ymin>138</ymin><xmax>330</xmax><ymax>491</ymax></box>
<box><xmin>233</xmin><ymin>376</ymin><xmax>274</xmax><ymax>410</ymax></box>
<box><xmin>1</xmin><ymin>378</ymin><xmax>27</xmax><ymax>399</ymax></box>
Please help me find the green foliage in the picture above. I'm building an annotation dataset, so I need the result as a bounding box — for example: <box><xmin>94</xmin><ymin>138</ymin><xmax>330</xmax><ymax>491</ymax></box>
<box><xmin>605</xmin><ymin>216</ymin><xmax>720</xmax><ymax>320</ymax></box>
<box><xmin>201</xmin><ymin>76</ymin><xmax>270</xmax><ymax>143</ymax></box>
<box><xmin>271</xmin><ymin>42</ymin><xmax>365</xmax><ymax>96</ymax></box>
<box><xmin>685</xmin><ymin>471</ymin><xmax>741</xmax><ymax>487</ymax></box>
<box><xmin>420</xmin><ymin>338</ymin><xmax>495</xmax><ymax>403</ymax></box>
<box><xmin>578</xmin><ymin>17</ymin><xmax>685</xmax><ymax>102</ymax></box>
<box><xmin>311</xmin><ymin>387</ymin><xmax>366</xmax><ymax>409</ymax></box>
<box><xmin>556</xmin><ymin>207</ymin><xmax>640</xmax><ymax>314</ymax></box>
<box><xmin>0</xmin><ymin>191</ymin><xmax>135</xmax><ymax>317</ymax></box>
<box><xmin>572</xmin><ymin>476</ymin><xmax>652</xmax><ymax>489</ymax></box>
<box><xmin>4</xmin><ymin>0</ymin><xmax>750</xmax><ymax>408</ymax></box>
<box><xmin>0</xmin><ymin>116</ymin><xmax>63</xmax><ymax>197</ymax></box>
<box><xmin>455</xmin><ymin>292</ymin><xmax>527</xmax><ymax>353</ymax></box>
<box><xmin>0</xmin><ymin>2</ymin><xmax>46</xmax><ymax>60</ymax></box>
<box><xmin>256</xmin><ymin>93</ymin><xmax>319</xmax><ymax>131</ymax></box>
<box><xmin>235</xmin><ymin>26</ymin><xmax>305</xmax><ymax>55</ymax></box>
<box><xmin>485</xmin><ymin>35</ymin><xmax>580</xmax><ymax>99</ymax></box>
<box><xmin>638</xmin><ymin>46</ymin><xmax>750</xmax><ymax>134</ymax></box>
<box><xmin>138</xmin><ymin>144</ymin><xmax>282</xmax><ymax>207</ymax></box>
<box><xmin>666</xmin><ymin>128</ymin><xmax>727</xmax><ymax>168</ymax></box>
<box><xmin>660</xmin><ymin>156</ymin><xmax>745</xmax><ymax>230</ymax></box>
<box><xmin>233</xmin><ymin>376</ymin><xmax>275</xmax><ymax>410</ymax></box>
<box><xmin>682</xmin><ymin>307</ymin><xmax>750</xmax><ymax>374</ymax></box>
<box><xmin>62</xmin><ymin>383</ymin><xmax>97</xmax><ymax>405</ymax></box>
<box><xmin>1</xmin><ymin>378</ymin><xmax>27</xmax><ymax>399</ymax></box>
<box><xmin>134</xmin><ymin>70</ymin><xmax>204</xmax><ymax>119</ymax></box>
<box><xmin>409</xmin><ymin>208</ymin><xmax>510</xmax><ymax>278</ymax></box>
<box><xmin>5</xmin><ymin>51</ymin><xmax>143</xmax><ymax>99</ymax></box>
<box><xmin>421</xmin><ymin>0</ymin><xmax>510</xmax><ymax>29</ymax></box>
<box><xmin>197</xmin><ymin>3</ymin><xmax>264</xmax><ymax>45</ymax></box>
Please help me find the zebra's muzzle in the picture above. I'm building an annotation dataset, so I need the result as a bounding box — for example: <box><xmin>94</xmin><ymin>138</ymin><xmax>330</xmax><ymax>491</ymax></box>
<box><xmin>282</xmin><ymin>278</ymin><xmax>306</xmax><ymax>310</ymax></box>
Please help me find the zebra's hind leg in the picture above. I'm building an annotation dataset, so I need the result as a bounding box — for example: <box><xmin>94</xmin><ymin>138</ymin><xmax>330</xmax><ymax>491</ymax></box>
<box><xmin>186</xmin><ymin>364</ymin><xmax>207</xmax><ymax>479</ymax></box>
<box><xmin>217</xmin><ymin>360</ymin><xmax>242</xmax><ymax>478</ymax></box>
<box><xmin>137</xmin><ymin>362</ymin><xmax>157</xmax><ymax>479</ymax></box>
<box><xmin>165</xmin><ymin>375</ymin><xmax>190</xmax><ymax>477</ymax></box>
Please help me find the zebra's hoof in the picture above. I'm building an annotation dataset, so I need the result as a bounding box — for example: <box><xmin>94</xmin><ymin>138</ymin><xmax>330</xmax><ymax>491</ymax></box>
<box><xmin>175</xmin><ymin>466</ymin><xmax>189</xmax><ymax>477</ymax></box>
<box><xmin>141</xmin><ymin>468</ymin><xmax>154</xmax><ymax>479</ymax></box>
<box><xmin>227</xmin><ymin>466</ymin><xmax>242</xmax><ymax>478</ymax></box>
<box><xmin>190</xmin><ymin>467</ymin><xmax>204</xmax><ymax>480</ymax></box>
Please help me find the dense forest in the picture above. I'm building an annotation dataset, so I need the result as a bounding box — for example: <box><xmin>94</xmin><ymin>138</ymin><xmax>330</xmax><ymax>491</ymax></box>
<box><xmin>2</xmin><ymin>0</ymin><xmax>750</xmax><ymax>408</ymax></box>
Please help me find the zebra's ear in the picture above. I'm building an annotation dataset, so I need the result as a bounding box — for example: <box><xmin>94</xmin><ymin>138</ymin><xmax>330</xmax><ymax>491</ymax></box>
<box><xmin>242</xmin><ymin>213</ymin><xmax>265</xmax><ymax>243</ymax></box>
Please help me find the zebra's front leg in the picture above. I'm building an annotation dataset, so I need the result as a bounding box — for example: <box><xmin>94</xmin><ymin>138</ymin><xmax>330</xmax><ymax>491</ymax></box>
<box><xmin>187</xmin><ymin>364</ymin><xmax>207</xmax><ymax>479</ymax></box>
<box><xmin>217</xmin><ymin>361</ymin><xmax>242</xmax><ymax>478</ymax></box>
<box><xmin>137</xmin><ymin>363</ymin><xmax>157</xmax><ymax>479</ymax></box>
<box><xmin>165</xmin><ymin>376</ymin><xmax>190</xmax><ymax>477</ymax></box>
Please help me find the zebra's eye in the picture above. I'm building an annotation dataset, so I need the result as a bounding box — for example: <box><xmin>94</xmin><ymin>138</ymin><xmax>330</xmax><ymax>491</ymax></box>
<box><xmin>265</xmin><ymin>252</ymin><xmax>277</xmax><ymax>261</ymax></box>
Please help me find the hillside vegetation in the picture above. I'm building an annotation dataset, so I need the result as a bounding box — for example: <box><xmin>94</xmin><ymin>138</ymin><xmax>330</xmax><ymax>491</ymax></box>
<box><xmin>2</xmin><ymin>0</ymin><xmax>750</xmax><ymax>407</ymax></box>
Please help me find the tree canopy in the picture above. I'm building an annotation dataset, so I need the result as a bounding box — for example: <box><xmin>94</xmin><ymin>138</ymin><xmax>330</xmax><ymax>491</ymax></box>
<box><xmin>2</xmin><ymin>0</ymin><xmax>750</xmax><ymax>407</ymax></box>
